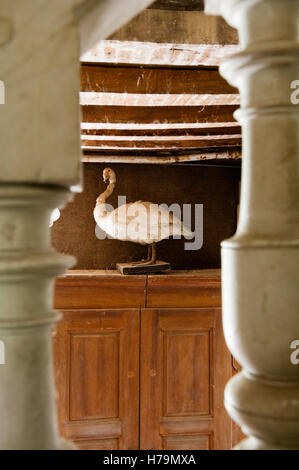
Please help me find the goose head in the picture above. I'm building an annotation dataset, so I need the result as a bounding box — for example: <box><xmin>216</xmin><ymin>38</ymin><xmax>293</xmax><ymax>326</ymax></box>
<box><xmin>103</xmin><ymin>167</ymin><xmax>116</xmax><ymax>184</ymax></box>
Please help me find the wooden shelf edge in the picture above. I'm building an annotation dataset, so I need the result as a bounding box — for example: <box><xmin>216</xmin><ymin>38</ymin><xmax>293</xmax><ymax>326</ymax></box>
<box><xmin>60</xmin><ymin>268</ymin><xmax>221</xmax><ymax>278</ymax></box>
<box><xmin>55</xmin><ymin>269</ymin><xmax>221</xmax><ymax>310</ymax></box>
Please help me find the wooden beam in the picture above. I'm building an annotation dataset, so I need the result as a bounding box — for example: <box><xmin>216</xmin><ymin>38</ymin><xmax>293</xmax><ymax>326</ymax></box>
<box><xmin>149</xmin><ymin>0</ymin><xmax>204</xmax><ymax>11</ymax></box>
<box><xmin>82</xmin><ymin>148</ymin><xmax>242</xmax><ymax>164</ymax></box>
<box><xmin>81</xmin><ymin>105</ymin><xmax>238</xmax><ymax>124</ymax></box>
<box><xmin>81</xmin><ymin>134</ymin><xmax>242</xmax><ymax>149</ymax></box>
<box><xmin>81</xmin><ymin>123</ymin><xmax>241</xmax><ymax>136</ymax></box>
<box><xmin>80</xmin><ymin>41</ymin><xmax>240</xmax><ymax>67</ymax></box>
<box><xmin>81</xmin><ymin>64</ymin><xmax>238</xmax><ymax>95</ymax></box>
<box><xmin>80</xmin><ymin>92</ymin><xmax>239</xmax><ymax>107</ymax></box>
<box><xmin>81</xmin><ymin>145</ymin><xmax>242</xmax><ymax>155</ymax></box>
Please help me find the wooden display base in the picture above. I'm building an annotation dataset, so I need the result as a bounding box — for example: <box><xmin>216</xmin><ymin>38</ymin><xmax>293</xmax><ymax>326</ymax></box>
<box><xmin>117</xmin><ymin>260</ymin><xmax>171</xmax><ymax>275</ymax></box>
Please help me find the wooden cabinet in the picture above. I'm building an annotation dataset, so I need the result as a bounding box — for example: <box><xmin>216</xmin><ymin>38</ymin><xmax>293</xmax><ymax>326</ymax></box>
<box><xmin>53</xmin><ymin>270</ymin><xmax>241</xmax><ymax>450</ymax></box>
<box><xmin>140</xmin><ymin>308</ymin><xmax>231</xmax><ymax>450</ymax></box>
<box><xmin>53</xmin><ymin>309</ymin><xmax>139</xmax><ymax>449</ymax></box>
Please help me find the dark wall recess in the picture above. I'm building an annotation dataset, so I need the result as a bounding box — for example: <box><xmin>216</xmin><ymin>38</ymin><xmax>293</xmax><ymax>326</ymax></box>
<box><xmin>149</xmin><ymin>0</ymin><xmax>205</xmax><ymax>11</ymax></box>
<box><xmin>51</xmin><ymin>163</ymin><xmax>240</xmax><ymax>270</ymax></box>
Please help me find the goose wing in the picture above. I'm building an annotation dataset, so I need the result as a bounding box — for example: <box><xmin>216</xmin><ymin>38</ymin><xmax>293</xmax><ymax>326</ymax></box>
<box><xmin>98</xmin><ymin>201</ymin><xmax>193</xmax><ymax>244</ymax></box>
<box><xmin>123</xmin><ymin>201</ymin><xmax>193</xmax><ymax>242</ymax></box>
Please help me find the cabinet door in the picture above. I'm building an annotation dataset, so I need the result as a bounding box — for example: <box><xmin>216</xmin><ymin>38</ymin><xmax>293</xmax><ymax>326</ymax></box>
<box><xmin>52</xmin><ymin>309</ymin><xmax>139</xmax><ymax>450</ymax></box>
<box><xmin>140</xmin><ymin>308</ymin><xmax>232</xmax><ymax>450</ymax></box>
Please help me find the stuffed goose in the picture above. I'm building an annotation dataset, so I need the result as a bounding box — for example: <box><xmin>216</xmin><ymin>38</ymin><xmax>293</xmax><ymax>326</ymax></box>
<box><xmin>94</xmin><ymin>168</ymin><xmax>193</xmax><ymax>265</ymax></box>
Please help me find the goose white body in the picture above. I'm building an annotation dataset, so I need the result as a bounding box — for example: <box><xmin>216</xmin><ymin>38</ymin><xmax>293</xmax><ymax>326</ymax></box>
<box><xmin>94</xmin><ymin>200</ymin><xmax>193</xmax><ymax>245</ymax></box>
<box><xmin>94</xmin><ymin>168</ymin><xmax>193</xmax><ymax>253</ymax></box>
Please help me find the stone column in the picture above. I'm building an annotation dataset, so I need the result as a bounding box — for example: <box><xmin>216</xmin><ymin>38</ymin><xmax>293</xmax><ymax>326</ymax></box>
<box><xmin>205</xmin><ymin>0</ymin><xmax>299</xmax><ymax>449</ymax></box>
<box><xmin>0</xmin><ymin>0</ymin><xmax>155</xmax><ymax>451</ymax></box>
<box><xmin>0</xmin><ymin>186</ymin><xmax>76</xmax><ymax>449</ymax></box>
<box><xmin>0</xmin><ymin>0</ymin><xmax>81</xmax><ymax>450</ymax></box>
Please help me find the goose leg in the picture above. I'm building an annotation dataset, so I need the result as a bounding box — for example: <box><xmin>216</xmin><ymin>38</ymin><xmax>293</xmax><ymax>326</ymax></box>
<box><xmin>146</xmin><ymin>244</ymin><xmax>152</xmax><ymax>262</ymax></box>
<box><xmin>131</xmin><ymin>244</ymin><xmax>155</xmax><ymax>266</ymax></box>
<box><xmin>151</xmin><ymin>242</ymin><xmax>157</xmax><ymax>264</ymax></box>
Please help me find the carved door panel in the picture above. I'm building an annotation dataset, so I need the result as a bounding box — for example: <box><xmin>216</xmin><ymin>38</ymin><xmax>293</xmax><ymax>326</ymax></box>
<box><xmin>140</xmin><ymin>308</ymin><xmax>232</xmax><ymax>450</ymax></box>
<box><xmin>52</xmin><ymin>309</ymin><xmax>139</xmax><ymax>450</ymax></box>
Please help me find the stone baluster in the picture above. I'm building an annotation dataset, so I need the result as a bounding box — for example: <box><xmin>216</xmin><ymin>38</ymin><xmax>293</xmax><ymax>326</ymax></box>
<box><xmin>0</xmin><ymin>0</ymin><xmax>84</xmax><ymax>449</ymax></box>
<box><xmin>0</xmin><ymin>0</ymin><xmax>82</xmax><ymax>450</ymax></box>
<box><xmin>205</xmin><ymin>0</ymin><xmax>299</xmax><ymax>449</ymax></box>
<box><xmin>0</xmin><ymin>186</ymin><xmax>76</xmax><ymax>449</ymax></box>
<box><xmin>0</xmin><ymin>0</ymin><xmax>155</xmax><ymax>450</ymax></box>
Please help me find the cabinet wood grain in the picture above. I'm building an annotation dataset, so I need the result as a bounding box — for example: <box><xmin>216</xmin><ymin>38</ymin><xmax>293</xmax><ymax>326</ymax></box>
<box><xmin>140</xmin><ymin>308</ymin><xmax>231</xmax><ymax>449</ymax></box>
<box><xmin>53</xmin><ymin>270</ymin><xmax>242</xmax><ymax>450</ymax></box>
<box><xmin>53</xmin><ymin>308</ymin><xmax>140</xmax><ymax>449</ymax></box>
